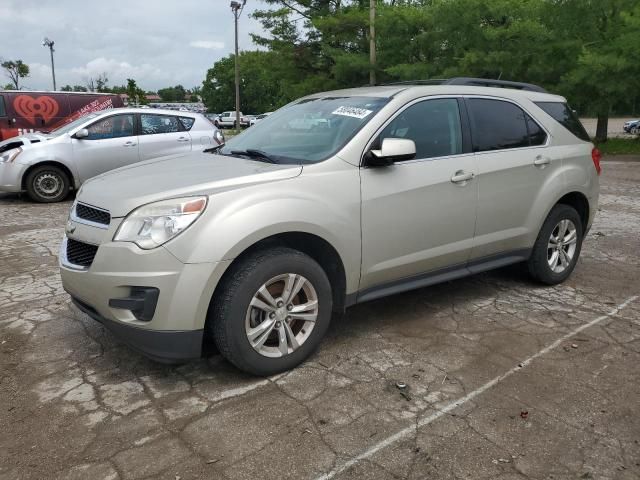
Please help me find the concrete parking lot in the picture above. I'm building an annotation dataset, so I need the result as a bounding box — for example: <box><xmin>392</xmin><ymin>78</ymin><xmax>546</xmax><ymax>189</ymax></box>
<box><xmin>1</xmin><ymin>160</ymin><xmax>639</xmax><ymax>480</ymax></box>
<box><xmin>580</xmin><ymin>117</ymin><xmax>638</xmax><ymax>138</ymax></box>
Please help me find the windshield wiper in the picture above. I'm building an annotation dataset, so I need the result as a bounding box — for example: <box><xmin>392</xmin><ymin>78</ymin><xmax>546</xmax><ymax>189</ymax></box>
<box><xmin>229</xmin><ymin>149</ymin><xmax>278</xmax><ymax>164</ymax></box>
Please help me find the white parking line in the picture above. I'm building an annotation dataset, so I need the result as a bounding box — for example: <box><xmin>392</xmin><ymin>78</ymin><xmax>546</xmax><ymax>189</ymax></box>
<box><xmin>314</xmin><ymin>295</ymin><xmax>638</xmax><ymax>480</ymax></box>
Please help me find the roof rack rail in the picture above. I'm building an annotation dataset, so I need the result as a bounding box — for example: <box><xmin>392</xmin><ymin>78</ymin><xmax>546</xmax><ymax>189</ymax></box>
<box><xmin>381</xmin><ymin>77</ymin><xmax>547</xmax><ymax>93</ymax></box>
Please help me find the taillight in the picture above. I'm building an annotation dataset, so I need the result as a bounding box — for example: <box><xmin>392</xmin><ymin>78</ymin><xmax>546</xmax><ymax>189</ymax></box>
<box><xmin>591</xmin><ymin>147</ymin><xmax>602</xmax><ymax>175</ymax></box>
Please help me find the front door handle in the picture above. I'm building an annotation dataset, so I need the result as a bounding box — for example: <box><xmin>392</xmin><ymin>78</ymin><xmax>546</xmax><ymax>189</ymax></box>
<box><xmin>123</xmin><ymin>141</ymin><xmax>137</xmax><ymax>147</ymax></box>
<box><xmin>451</xmin><ymin>170</ymin><xmax>474</xmax><ymax>184</ymax></box>
<box><xmin>534</xmin><ymin>155</ymin><xmax>551</xmax><ymax>167</ymax></box>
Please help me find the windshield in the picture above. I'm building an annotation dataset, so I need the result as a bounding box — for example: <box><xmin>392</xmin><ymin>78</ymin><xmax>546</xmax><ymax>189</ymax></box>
<box><xmin>219</xmin><ymin>96</ymin><xmax>389</xmax><ymax>164</ymax></box>
<box><xmin>50</xmin><ymin>112</ymin><xmax>101</xmax><ymax>136</ymax></box>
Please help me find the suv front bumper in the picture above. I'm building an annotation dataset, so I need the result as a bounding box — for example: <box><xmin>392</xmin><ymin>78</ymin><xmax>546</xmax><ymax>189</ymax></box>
<box><xmin>60</xmin><ymin>236</ymin><xmax>231</xmax><ymax>363</ymax></box>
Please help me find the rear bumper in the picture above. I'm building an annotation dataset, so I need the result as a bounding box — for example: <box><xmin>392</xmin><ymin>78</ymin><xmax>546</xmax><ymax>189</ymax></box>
<box><xmin>71</xmin><ymin>296</ymin><xmax>203</xmax><ymax>363</ymax></box>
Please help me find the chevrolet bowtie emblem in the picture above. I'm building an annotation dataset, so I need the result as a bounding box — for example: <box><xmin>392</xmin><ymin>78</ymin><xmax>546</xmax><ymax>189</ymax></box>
<box><xmin>66</xmin><ymin>221</ymin><xmax>76</xmax><ymax>235</ymax></box>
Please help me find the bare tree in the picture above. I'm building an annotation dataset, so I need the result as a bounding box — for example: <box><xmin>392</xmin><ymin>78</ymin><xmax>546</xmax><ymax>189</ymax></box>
<box><xmin>85</xmin><ymin>72</ymin><xmax>109</xmax><ymax>92</ymax></box>
<box><xmin>1</xmin><ymin>59</ymin><xmax>30</xmax><ymax>90</ymax></box>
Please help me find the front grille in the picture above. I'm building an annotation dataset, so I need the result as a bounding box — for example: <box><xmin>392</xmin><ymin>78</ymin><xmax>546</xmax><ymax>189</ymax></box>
<box><xmin>66</xmin><ymin>238</ymin><xmax>98</xmax><ymax>268</ymax></box>
<box><xmin>75</xmin><ymin>203</ymin><xmax>110</xmax><ymax>226</ymax></box>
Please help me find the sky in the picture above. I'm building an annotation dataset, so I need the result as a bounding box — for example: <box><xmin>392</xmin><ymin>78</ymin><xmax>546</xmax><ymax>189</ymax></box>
<box><xmin>0</xmin><ymin>0</ymin><xmax>266</xmax><ymax>92</ymax></box>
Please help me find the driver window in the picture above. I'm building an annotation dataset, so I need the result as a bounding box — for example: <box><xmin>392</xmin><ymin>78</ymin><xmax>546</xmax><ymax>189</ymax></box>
<box><xmin>86</xmin><ymin>114</ymin><xmax>134</xmax><ymax>140</ymax></box>
<box><xmin>379</xmin><ymin>98</ymin><xmax>463</xmax><ymax>160</ymax></box>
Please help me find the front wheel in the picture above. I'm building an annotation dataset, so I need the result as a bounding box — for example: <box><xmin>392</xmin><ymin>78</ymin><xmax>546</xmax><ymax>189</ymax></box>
<box><xmin>528</xmin><ymin>204</ymin><xmax>584</xmax><ymax>285</ymax></box>
<box><xmin>209</xmin><ymin>247</ymin><xmax>333</xmax><ymax>376</ymax></box>
<box><xmin>25</xmin><ymin>165</ymin><xmax>70</xmax><ymax>203</ymax></box>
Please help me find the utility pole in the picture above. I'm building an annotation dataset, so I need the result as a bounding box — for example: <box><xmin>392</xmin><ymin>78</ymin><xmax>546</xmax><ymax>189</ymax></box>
<box><xmin>230</xmin><ymin>0</ymin><xmax>246</xmax><ymax>132</ymax></box>
<box><xmin>42</xmin><ymin>37</ymin><xmax>57</xmax><ymax>91</ymax></box>
<box><xmin>369</xmin><ymin>0</ymin><xmax>376</xmax><ymax>86</ymax></box>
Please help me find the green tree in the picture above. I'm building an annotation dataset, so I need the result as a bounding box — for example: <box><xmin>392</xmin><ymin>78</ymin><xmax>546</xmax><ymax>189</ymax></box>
<box><xmin>547</xmin><ymin>0</ymin><xmax>640</xmax><ymax>141</ymax></box>
<box><xmin>61</xmin><ymin>85</ymin><xmax>73</xmax><ymax>91</ymax></box>
<box><xmin>1</xmin><ymin>59</ymin><xmax>30</xmax><ymax>90</ymax></box>
<box><xmin>126</xmin><ymin>78</ymin><xmax>148</xmax><ymax>105</ymax></box>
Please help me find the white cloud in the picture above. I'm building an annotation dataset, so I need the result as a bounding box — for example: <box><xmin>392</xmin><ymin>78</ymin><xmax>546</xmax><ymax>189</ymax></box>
<box><xmin>189</xmin><ymin>40</ymin><xmax>225</xmax><ymax>50</ymax></box>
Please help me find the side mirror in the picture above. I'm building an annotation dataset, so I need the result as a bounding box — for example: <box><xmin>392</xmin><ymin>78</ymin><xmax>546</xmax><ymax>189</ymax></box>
<box><xmin>73</xmin><ymin>128</ymin><xmax>89</xmax><ymax>139</ymax></box>
<box><xmin>366</xmin><ymin>138</ymin><xmax>416</xmax><ymax>167</ymax></box>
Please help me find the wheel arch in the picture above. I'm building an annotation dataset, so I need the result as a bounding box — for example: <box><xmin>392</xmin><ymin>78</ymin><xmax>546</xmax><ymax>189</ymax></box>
<box><xmin>207</xmin><ymin>231</ymin><xmax>348</xmax><ymax>325</ymax></box>
<box><xmin>21</xmin><ymin>161</ymin><xmax>76</xmax><ymax>191</ymax></box>
<box><xmin>554</xmin><ymin>191</ymin><xmax>590</xmax><ymax>232</ymax></box>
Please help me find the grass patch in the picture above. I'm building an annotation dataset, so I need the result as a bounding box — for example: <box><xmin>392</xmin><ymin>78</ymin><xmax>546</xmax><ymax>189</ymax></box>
<box><xmin>594</xmin><ymin>137</ymin><xmax>640</xmax><ymax>155</ymax></box>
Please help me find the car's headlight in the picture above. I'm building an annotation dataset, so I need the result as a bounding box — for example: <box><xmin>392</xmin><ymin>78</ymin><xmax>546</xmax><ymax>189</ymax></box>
<box><xmin>0</xmin><ymin>147</ymin><xmax>22</xmax><ymax>163</ymax></box>
<box><xmin>113</xmin><ymin>196</ymin><xmax>208</xmax><ymax>249</ymax></box>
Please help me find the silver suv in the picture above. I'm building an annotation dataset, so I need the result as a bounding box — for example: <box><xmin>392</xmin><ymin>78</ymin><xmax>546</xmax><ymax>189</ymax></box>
<box><xmin>60</xmin><ymin>79</ymin><xmax>601</xmax><ymax>375</ymax></box>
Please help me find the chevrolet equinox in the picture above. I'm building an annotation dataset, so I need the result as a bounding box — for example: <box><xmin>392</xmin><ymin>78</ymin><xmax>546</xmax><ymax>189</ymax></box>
<box><xmin>60</xmin><ymin>79</ymin><xmax>601</xmax><ymax>375</ymax></box>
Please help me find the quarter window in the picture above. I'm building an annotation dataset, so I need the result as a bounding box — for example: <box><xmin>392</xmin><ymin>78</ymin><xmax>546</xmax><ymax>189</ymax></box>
<box><xmin>86</xmin><ymin>114</ymin><xmax>134</xmax><ymax>140</ymax></box>
<box><xmin>140</xmin><ymin>114</ymin><xmax>180</xmax><ymax>135</ymax></box>
<box><xmin>379</xmin><ymin>98</ymin><xmax>463</xmax><ymax>160</ymax></box>
<box><xmin>0</xmin><ymin>95</ymin><xmax>6</xmax><ymax>116</ymax></box>
<box><xmin>178</xmin><ymin>116</ymin><xmax>195</xmax><ymax>130</ymax></box>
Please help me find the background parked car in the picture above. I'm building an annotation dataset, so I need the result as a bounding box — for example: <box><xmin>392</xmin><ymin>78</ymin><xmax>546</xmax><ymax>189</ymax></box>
<box><xmin>214</xmin><ymin>111</ymin><xmax>250</xmax><ymax>129</ymax></box>
<box><xmin>623</xmin><ymin>119</ymin><xmax>640</xmax><ymax>134</ymax></box>
<box><xmin>250</xmin><ymin>112</ymin><xmax>272</xmax><ymax>126</ymax></box>
<box><xmin>0</xmin><ymin>90</ymin><xmax>124</xmax><ymax>141</ymax></box>
<box><xmin>0</xmin><ymin>108</ymin><xmax>224</xmax><ymax>203</ymax></box>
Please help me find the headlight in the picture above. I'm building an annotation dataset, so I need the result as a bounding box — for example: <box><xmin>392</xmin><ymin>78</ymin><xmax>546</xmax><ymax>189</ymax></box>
<box><xmin>113</xmin><ymin>196</ymin><xmax>208</xmax><ymax>249</ymax></box>
<box><xmin>0</xmin><ymin>147</ymin><xmax>22</xmax><ymax>163</ymax></box>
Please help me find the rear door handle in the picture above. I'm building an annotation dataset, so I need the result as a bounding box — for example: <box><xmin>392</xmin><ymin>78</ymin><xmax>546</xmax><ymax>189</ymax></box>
<box><xmin>451</xmin><ymin>170</ymin><xmax>474</xmax><ymax>184</ymax></box>
<box><xmin>123</xmin><ymin>141</ymin><xmax>137</xmax><ymax>147</ymax></box>
<box><xmin>534</xmin><ymin>155</ymin><xmax>551</xmax><ymax>166</ymax></box>
<box><xmin>177</xmin><ymin>137</ymin><xmax>190</xmax><ymax>142</ymax></box>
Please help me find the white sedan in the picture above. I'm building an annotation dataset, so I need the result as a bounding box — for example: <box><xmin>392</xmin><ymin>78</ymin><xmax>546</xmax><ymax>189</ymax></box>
<box><xmin>0</xmin><ymin>108</ymin><xmax>224</xmax><ymax>202</ymax></box>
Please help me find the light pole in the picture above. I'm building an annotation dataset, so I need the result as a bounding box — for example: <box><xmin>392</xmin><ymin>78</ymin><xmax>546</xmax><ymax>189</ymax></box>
<box><xmin>42</xmin><ymin>37</ymin><xmax>57</xmax><ymax>91</ymax></box>
<box><xmin>369</xmin><ymin>0</ymin><xmax>376</xmax><ymax>86</ymax></box>
<box><xmin>230</xmin><ymin>0</ymin><xmax>246</xmax><ymax>132</ymax></box>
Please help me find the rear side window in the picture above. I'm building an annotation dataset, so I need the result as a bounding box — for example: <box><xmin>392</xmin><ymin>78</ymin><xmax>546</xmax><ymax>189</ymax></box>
<box><xmin>379</xmin><ymin>98</ymin><xmax>463</xmax><ymax>160</ymax></box>
<box><xmin>526</xmin><ymin>114</ymin><xmax>547</xmax><ymax>146</ymax></box>
<box><xmin>178</xmin><ymin>116</ymin><xmax>195</xmax><ymax>130</ymax></box>
<box><xmin>467</xmin><ymin>99</ymin><xmax>531</xmax><ymax>152</ymax></box>
<box><xmin>140</xmin><ymin>114</ymin><xmax>180</xmax><ymax>135</ymax></box>
<box><xmin>0</xmin><ymin>96</ymin><xmax>6</xmax><ymax>116</ymax></box>
<box><xmin>535</xmin><ymin>102</ymin><xmax>590</xmax><ymax>141</ymax></box>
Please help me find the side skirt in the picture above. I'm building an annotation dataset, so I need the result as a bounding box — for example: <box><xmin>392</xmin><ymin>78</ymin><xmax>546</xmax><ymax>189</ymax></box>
<box><xmin>348</xmin><ymin>249</ymin><xmax>531</xmax><ymax>306</ymax></box>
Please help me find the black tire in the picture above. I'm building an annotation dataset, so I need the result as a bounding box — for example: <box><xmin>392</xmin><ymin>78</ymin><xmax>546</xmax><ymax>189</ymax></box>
<box><xmin>209</xmin><ymin>247</ymin><xmax>333</xmax><ymax>376</ymax></box>
<box><xmin>528</xmin><ymin>204</ymin><xmax>583</xmax><ymax>285</ymax></box>
<box><xmin>25</xmin><ymin>165</ymin><xmax>70</xmax><ymax>203</ymax></box>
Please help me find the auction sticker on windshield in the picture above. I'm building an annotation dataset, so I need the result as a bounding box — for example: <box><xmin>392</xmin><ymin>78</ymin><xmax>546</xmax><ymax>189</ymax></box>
<box><xmin>331</xmin><ymin>106</ymin><xmax>373</xmax><ymax>119</ymax></box>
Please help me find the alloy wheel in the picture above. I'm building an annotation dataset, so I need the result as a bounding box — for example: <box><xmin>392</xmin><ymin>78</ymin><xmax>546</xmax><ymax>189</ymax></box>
<box><xmin>244</xmin><ymin>273</ymin><xmax>319</xmax><ymax>358</ymax></box>
<box><xmin>547</xmin><ymin>219</ymin><xmax>578</xmax><ymax>273</ymax></box>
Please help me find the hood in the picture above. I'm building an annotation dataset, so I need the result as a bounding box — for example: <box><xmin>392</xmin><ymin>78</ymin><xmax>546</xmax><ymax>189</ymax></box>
<box><xmin>77</xmin><ymin>151</ymin><xmax>303</xmax><ymax>217</ymax></box>
<box><xmin>0</xmin><ymin>133</ymin><xmax>50</xmax><ymax>152</ymax></box>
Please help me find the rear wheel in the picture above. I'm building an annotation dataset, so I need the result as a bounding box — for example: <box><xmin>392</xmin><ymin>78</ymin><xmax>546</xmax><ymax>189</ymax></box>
<box><xmin>209</xmin><ymin>247</ymin><xmax>333</xmax><ymax>376</ymax></box>
<box><xmin>25</xmin><ymin>165</ymin><xmax>70</xmax><ymax>203</ymax></box>
<box><xmin>528</xmin><ymin>204</ymin><xmax>583</xmax><ymax>285</ymax></box>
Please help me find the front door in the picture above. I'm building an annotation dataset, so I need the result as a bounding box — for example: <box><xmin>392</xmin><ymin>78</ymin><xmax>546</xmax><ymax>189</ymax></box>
<box><xmin>360</xmin><ymin>97</ymin><xmax>478</xmax><ymax>293</ymax></box>
<box><xmin>72</xmin><ymin>113</ymin><xmax>138</xmax><ymax>181</ymax></box>
<box><xmin>138</xmin><ymin>113</ymin><xmax>192</xmax><ymax>161</ymax></box>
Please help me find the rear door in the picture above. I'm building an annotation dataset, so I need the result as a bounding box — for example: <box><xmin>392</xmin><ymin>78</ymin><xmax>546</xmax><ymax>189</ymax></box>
<box><xmin>138</xmin><ymin>113</ymin><xmax>192</xmax><ymax>161</ymax></box>
<box><xmin>71</xmin><ymin>113</ymin><xmax>139</xmax><ymax>181</ymax></box>
<box><xmin>466</xmin><ymin>97</ymin><xmax>558</xmax><ymax>261</ymax></box>
<box><xmin>360</xmin><ymin>97</ymin><xmax>478</xmax><ymax>292</ymax></box>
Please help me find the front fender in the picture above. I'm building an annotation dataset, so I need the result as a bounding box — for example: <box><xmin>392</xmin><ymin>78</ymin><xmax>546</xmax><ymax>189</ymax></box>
<box><xmin>164</xmin><ymin>164</ymin><xmax>362</xmax><ymax>293</ymax></box>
